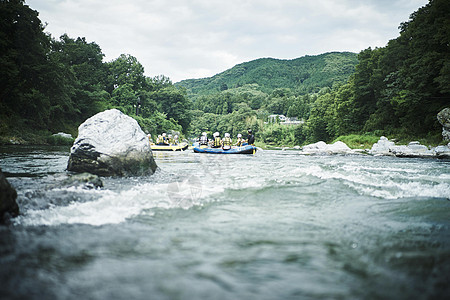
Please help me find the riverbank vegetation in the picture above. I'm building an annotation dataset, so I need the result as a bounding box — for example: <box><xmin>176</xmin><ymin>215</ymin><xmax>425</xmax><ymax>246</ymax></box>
<box><xmin>1</xmin><ymin>0</ymin><xmax>448</xmax><ymax>147</ymax></box>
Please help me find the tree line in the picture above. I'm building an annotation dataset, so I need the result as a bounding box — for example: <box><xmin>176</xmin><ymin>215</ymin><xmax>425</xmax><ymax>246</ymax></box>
<box><xmin>0</xmin><ymin>0</ymin><xmax>191</xmax><ymax>144</ymax></box>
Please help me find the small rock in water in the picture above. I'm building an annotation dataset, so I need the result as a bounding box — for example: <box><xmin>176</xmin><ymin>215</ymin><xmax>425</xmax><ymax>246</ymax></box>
<box><xmin>62</xmin><ymin>173</ymin><xmax>103</xmax><ymax>189</ymax></box>
<box><xmin>0</xmin><ymin>168</ymin><xmax>19</xmax><ymax>223</ymax></box>
<box><xmin>53</xmin><ymin>132</ymin><xmax>73</xmax><ymax>139</ymax></box>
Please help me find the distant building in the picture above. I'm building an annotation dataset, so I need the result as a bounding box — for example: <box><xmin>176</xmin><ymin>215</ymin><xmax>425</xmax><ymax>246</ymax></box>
<box><xmin>267</xmin><ymin>114</ymin><xmax>303</xmax><ymax>125</ymax></box>
<box><xmin>268</xmin><ymin>114</ymin><xmax>286</xmax><ymax>123</ymax></box>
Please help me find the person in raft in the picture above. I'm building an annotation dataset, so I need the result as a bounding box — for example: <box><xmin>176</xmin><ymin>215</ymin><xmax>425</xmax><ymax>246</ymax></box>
<box><xmin>162</xmin><ymin>133</ymin><xmax>169</xmax><ymax>144</ymax></box>
<box><xmin>212</xmin><ymin>132</ymin><xmax>222</xmax><ymax>148</ymax></box>
<box><xmin>222</xmin><ymin>133</ymin><xmax>232</xmax><ymax>150</ymax></box>
<box><xmin>199</xmin><ymin>132</ymin><xmax>208</xmax><ymax>146</ymax></box>
<box><xmin>156</xmin><ymin>135</ymin><xmax>163</xmax><ymax>145</ymax></box>
<box><xmin>246</xmin><ymin>129</ymin><xmax>255</xmax><ymax>145</ymax></box>
<box><xmin>234</xmin><ymin>133</ymin><xmax>243</xmax><ymax>147</ymax></box>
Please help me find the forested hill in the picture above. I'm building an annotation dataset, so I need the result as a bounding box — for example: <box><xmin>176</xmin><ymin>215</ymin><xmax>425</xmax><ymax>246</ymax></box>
<box><xmin>176</xmin><ymin>52</ymin><xmax>358</xmax><ymax>96</ymax></box>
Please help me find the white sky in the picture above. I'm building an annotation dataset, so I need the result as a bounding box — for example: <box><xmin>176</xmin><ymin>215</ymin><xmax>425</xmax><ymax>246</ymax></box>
<box><xmin>26</xmin><ymin>0</ymin><xmax>429</xmax><ymax>82</ymax></box>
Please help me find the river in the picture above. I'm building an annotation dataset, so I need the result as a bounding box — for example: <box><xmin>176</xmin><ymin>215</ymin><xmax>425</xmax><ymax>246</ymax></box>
<box><xmin>1</xmin><ymin>145</ymin><xmax>449</xmax><ymax>299</ymax></box>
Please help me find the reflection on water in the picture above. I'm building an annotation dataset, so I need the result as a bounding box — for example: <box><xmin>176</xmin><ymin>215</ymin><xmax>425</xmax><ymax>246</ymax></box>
<box><xmin>0</xmin><ymin>146</ymin><xmax>449</xmax><ymax>299</ymax></box>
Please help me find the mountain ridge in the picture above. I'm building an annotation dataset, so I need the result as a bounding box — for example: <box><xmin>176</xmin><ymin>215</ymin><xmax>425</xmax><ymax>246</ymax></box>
<box><xmin>176</xmin><ymin>52</ymin><xmax>358</xmax><ymax>96</ymax></box>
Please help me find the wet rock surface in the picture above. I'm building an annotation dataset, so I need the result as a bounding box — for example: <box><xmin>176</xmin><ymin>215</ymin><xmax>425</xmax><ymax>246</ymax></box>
<box><xmin>67</xmin><ymin>109</ymin><xmax>157</xmax><ymax>176</ymax></box>
<box><xmin>0</xmin><ymin>168</ymin><xmax>19</xmax><ymax>223</ymax></box>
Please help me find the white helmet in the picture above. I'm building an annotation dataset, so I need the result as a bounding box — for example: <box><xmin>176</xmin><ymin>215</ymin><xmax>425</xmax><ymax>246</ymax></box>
<box><xmin>162</xmin><ymin>133</ymin><xmax>166</xmax><ymax>137</ymax></box>
<box><xmin>225</xmin><ymin>133</ymin><xmax>230</xmax><ymax>137</ymax></box>
<box><xmin>168</xmin><ymin>134</ymin><xmax>172</xmax><ymax>138</ymax></box>
<box><xmin>202</xmin><ymin>132</ymin><xmax>207</xmax><ymax>136</ymax></box>
<box><xmin>237</xmin><ymin>134</ymin><xmax>242</xmax><ymax>138</ymax></box>
<box><xmin>213</xmin><ymin>132</ymin><xmax>219</xmax><ymax>137</ymax></box>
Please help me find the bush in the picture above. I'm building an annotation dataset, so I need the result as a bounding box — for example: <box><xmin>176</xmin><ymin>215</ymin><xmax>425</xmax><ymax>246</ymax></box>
<box><xmin>333</xmin><ymin>134</ymin><xmax>379</xmax><ymax>149</ymax></box>
<box><xmin>46</xmin><ymin>134</ymin><xmax>75</xmax><ymax>146</ymax></box>
<box><xmin>259</xmin><ymin>123</ymin><xmax>296</xmax><ymax>146</ymax></box>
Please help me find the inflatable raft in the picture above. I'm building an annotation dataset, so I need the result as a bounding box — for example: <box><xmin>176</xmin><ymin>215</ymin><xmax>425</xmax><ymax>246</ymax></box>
<box><xmin>150</xmin><ymin>142</ymin><xmax>188</xmax><ymax>151</ymax></box>
<box><xmin>193</xmin><ymin>144</ymin><xmax>257</xmax><ymax>154</ymax></box>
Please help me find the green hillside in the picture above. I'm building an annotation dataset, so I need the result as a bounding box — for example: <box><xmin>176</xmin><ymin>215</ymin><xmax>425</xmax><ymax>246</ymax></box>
<box><xmin>176</xmin><ymin>52</ymin><xmax>358</xmax><ymax>96</ymax></box>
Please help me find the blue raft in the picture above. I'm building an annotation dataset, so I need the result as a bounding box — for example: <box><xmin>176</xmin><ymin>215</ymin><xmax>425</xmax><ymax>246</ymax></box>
<box><xmin>193</xmin><ymin>144</ymin><xmax>257</xmax><ymax>154</ymax></box>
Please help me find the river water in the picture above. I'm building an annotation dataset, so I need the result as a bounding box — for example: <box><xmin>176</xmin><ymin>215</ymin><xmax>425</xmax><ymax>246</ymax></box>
<box><xmin>0</xmin><ymin>146</ymin><xmax>449</xmax><ymax>299</ymax></box>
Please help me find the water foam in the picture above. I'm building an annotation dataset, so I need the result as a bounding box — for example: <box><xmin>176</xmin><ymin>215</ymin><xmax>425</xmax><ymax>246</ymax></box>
<box><xmin>15</xmin><ymin>179</ymin><xmax>225</xmax><ymax>227</ymax></box>
<box><xmin>299</xmin><ymin>163</ymin><xmax>450</xmax><ymax>199</ymax></box>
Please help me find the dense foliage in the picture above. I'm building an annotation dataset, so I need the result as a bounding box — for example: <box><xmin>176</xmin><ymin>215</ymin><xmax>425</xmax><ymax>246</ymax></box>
<box><xmin>0</xmin><ymin>0</ymin><xmax>191</xmax><ymax>144</ymax></box>
<box><xmin>183</xmin><ymin>0</ymin><xmax>449</xmax><ymax>146</ymax></box>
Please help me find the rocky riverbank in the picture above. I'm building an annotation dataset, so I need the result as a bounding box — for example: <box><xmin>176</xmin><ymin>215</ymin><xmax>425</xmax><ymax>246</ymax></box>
<box><xmin>282</xmin><ymin>107</ymin><xmax>450</xmax><ymax>158</ymax></box>
<box><xmin>281</xmin><ymin>137</ymin><xmax>450</xmax><ymax>158</ymax></box>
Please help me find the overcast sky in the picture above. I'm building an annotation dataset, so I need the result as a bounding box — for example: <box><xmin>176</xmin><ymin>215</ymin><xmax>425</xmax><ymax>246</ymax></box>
<box><xmin>27</xmin><ymin>0</ymin><xmax>428</xmax><ymax>82</ymax></box>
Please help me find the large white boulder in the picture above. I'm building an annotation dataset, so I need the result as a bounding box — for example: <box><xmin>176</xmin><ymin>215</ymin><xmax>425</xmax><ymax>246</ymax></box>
<box><xmin>433</xmin><ymin>145</ymin><xmax>450</xmax><ymax>158</ymax></box>
<box><xmin>302</xmin><ymin>141</ymin><xmax>352</xmax><ymax>154</ymax></box>
<box><xmin>369</xmin><ymin>136</ymin><xmax>395</xmax><ymax>155</ymax></box>
<box><xmin>389</xmin><ymin>141</ymin><xmax>433</xmax><ymax>157</ymax></box>
<box><xmin>302</xmin><ymin>141</ymin><xmax>327</xmax><ymax>152</ymax></box>
<box><xmin>327</xmin><ymin>141</ymin><xmax>352</xmax><ymax>153</ymax></box>
<box><xmin>67</xmin><ymin>109</ymin><xmax>157</xmax><ymax>176</ymax></box>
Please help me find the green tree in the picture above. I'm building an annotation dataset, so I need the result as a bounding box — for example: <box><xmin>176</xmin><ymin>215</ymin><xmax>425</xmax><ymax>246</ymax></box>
<box><xmin>49</xmin><ymin>34</ymin><xmax>108</xmax><ymax>124</ymax></box>
<box><xmin>0</xmin><ymin>0</ymin><xmax>52</xmax><ymax>130</ymax></box>
<box><xmin>106</xmin><ymin>54</ymin><xmax>148</xmax><ymax>93</ymax></box>
<box><xmin>151</xmin><ymin>86</ymin><xmax>192</xmax><ymax>133</ymax></box>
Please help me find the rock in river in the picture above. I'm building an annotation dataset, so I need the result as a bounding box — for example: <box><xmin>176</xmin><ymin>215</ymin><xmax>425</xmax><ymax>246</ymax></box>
<box><xmin>302</xmin><ymin>141</ymin><xmax>352</xmax><ymax>155</ymax></box>
<box><xmin>369</xmin><ymin>136</ymin><xmax>450</xmax><ymax>158</ymax></box>
<box><xmin>437</xmin><ymin>107</ymin><xmax>450</xmax><ymax>141</ymax></box>
<box><xmin>67</xmin><ymin>109</ymin><xmax>157</xmax><ymax>176</ymax></box>
<box><xmin>0</xmin><ymin>168</ymin><xmax>19</xmax><ymax>223</ymax></box>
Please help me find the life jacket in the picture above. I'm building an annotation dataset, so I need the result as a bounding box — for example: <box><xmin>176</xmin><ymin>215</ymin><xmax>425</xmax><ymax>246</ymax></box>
<box><xmin>199</xmin><ymin>135</ymin><xmax>208</xmax><ymax>145</ymax></box>
<box><xmin>236</xmin><ymin>138</ymin><xmax>243</xmax><ymax>146</ymax></box>
<box><xmin>156</xmin><ymin>137</ymin><xmax>162</xmax><ymax>145</ymax></box>
<box><xmin>213</xmin><ymin>137</ymin><xmax>221</xmax><ymax>147</ymax></box>
<box><xmin>247</xmin><ymin>134</ymin><xmax>255</xmax><ymax>145</ymax></box>
<box><xmin>223</xmin><ymin>137</ymin><xmax>231</xmax><ymax>146</ymax></box>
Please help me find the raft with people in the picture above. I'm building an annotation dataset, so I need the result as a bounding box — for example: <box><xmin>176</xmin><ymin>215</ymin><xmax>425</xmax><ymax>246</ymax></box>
<box><xmin>193</xmin><ymin>130</ymin><xmax>257</xmax><ymax>154</ymax></box>
<box><xmin>151</xmin><ymin>143</ymin><xmax>189</xmax><ymax>151</ymax></box>
<box><xmin>193</xmin><ymin>144</ymin><xmax>257</xmax><ymax>154</ymax></box>
<box><xmin>149</xmin><ymin>133</ymin><xmax>188</xmax><ymax>151</ymax></box>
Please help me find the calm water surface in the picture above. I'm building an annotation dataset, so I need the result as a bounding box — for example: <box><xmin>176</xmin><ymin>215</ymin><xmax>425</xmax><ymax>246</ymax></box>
<box><xmin>0</xmin><ymin>146</ymin><xmax>449</xmax><ymax>299</ymax></box>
